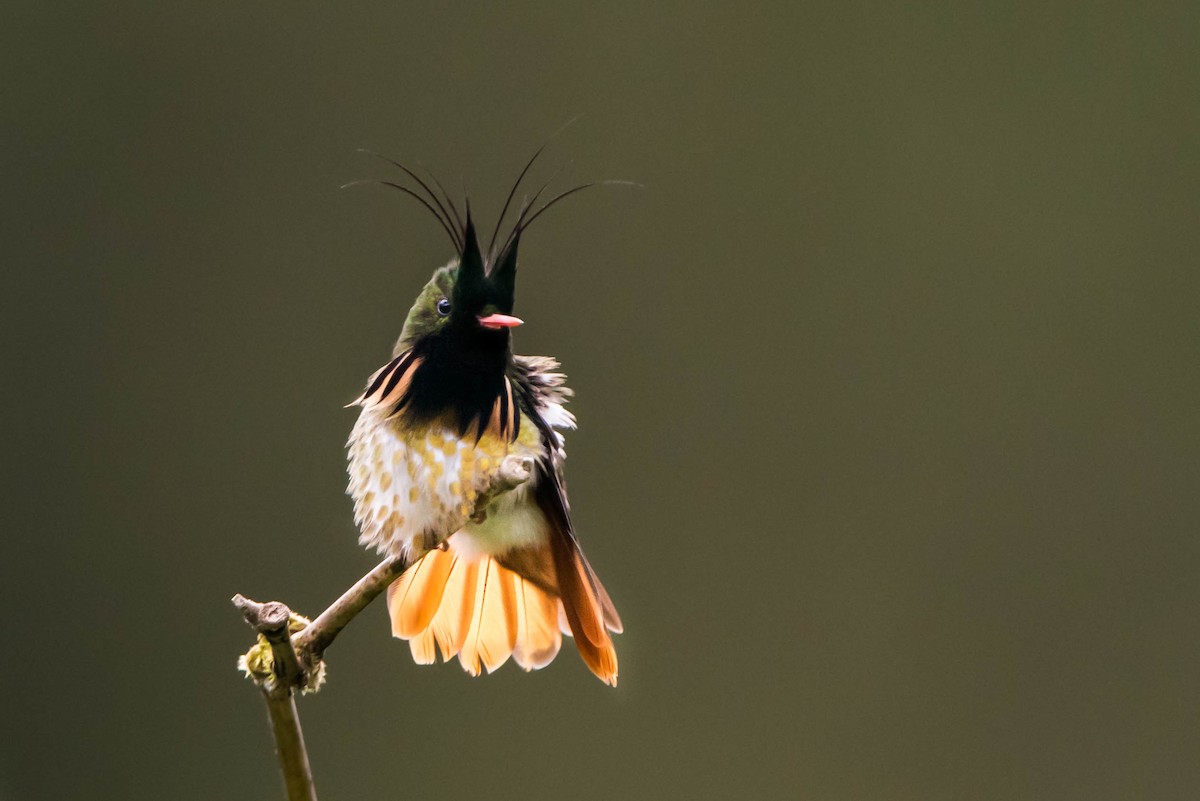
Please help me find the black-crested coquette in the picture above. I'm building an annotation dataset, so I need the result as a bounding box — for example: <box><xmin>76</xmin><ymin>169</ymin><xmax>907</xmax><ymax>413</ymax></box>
<box><xmin>345</xmin><ymin>152</ymin><xmax>622</xmax><ymax>684</ymax></box>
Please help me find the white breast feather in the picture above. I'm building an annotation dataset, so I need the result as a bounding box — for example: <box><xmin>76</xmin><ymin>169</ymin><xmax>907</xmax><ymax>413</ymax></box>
<box><xmin>347</xmin><ymin>408</ymin><xmax>544</xmax><ymax>561</ymax></box>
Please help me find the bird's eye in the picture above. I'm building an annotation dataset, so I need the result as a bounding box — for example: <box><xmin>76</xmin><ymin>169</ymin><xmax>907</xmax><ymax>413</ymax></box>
<box><xmin>436</xmin><ymin>298</ymin><xmax>451</xmax><ymax>317</ymax></box>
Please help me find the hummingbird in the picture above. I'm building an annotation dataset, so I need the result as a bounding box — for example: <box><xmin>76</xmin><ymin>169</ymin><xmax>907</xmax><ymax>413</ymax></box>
<box><xmin>345</xmin><ymin>155</ymin><xmax>622</xmax><ymax>685</ymax></box>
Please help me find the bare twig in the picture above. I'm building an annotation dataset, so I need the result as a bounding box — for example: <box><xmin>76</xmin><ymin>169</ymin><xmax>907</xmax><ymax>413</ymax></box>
<box><xmin>233</xmin><ymin>452</ymin><xmax>534</xmax><ymax>801</ymax></box>
<box><xmin>262</xmin><ymin>692</ymin><xmax>317</xmax><ymax>801</ymax></box>
<box><xmin>233</xmin><ymin>595</ymin><xmax>308</xmax><ymax>690</ymax></box>
<box><xmin>293</xmin><ymin>554</ymin><xmax>408</xmax><ymax>659</ymax></box>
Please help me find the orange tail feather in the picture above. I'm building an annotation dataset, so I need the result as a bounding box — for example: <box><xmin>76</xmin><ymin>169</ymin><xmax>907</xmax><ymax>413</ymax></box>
<box><xmin>388</xmin><ymin>549</ymin><xmax>569</xmax><ymax>677</ymax></box>
<box><xmin>548</xmin><ymin>533</ymin><xmax>620</xmax><ymax>686</ymax></box>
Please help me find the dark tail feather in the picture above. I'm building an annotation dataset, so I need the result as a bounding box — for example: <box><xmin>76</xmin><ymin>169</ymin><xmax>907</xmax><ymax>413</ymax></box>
<box><xmin>548</xmin><ymin>528</ymin><xmax>619</xmax><ymax>685</ymax></box>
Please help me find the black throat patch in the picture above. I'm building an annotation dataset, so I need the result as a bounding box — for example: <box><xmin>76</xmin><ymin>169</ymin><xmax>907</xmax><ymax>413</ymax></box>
<box><xmin>370</xmin><ymin>333</ymin><xmax>519</xmax><ymax>443</ymax></box>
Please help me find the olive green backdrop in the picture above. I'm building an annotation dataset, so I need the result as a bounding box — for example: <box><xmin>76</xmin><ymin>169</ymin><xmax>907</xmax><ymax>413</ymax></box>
<box><xmin>2</xmin><ymin>2</ymin><xmax>1197</xmax><ymax>800</ymax></box>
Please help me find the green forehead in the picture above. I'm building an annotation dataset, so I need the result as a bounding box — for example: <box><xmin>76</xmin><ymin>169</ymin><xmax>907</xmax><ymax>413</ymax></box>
<box><xmin>409</xmin><ymin>261</ymin><xmax>458</xmax><ymax>305</ymax></box>
<box><xmin>427</xmin><ymin>262</ymin><xmax>457</xmax><ymax>294</ymax></box>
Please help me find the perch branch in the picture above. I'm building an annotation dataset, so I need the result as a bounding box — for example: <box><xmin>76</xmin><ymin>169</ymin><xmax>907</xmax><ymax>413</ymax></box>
<box><xmin>233</xmin><ymin>451</ymin><xmax>533</xmax><ymax>801</ymax></box>
<box><xmin>292</xmin><ymin>554</ymin><xmax>408</xmax><ymax>659</ymax></box>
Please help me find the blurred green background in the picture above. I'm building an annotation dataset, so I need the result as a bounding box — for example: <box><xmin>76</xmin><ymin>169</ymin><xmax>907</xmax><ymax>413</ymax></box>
<box><xmin>2</xmin><ymin>2</ymin><xmax>1198</xmax><ymax>799</ymax></box>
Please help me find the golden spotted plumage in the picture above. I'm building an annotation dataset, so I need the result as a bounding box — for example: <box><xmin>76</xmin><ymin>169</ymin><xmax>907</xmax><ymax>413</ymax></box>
<box><xmin>347</xmin><ymin>403</ymin><xmax>542</xmax><ymax>559</ymax></box>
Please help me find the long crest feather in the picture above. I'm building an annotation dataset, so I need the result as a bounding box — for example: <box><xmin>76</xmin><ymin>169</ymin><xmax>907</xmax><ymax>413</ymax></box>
<box><xmin>342</xmin><ymin>177</ymin><xmax>463</xmax><ymax>255</ymax></box>
<box><xmin>348</xmin><ymin>120</ymin><xmax>637</xmax><ymax>272</ymax></box>
<box><xmin>419</xmin><ymin>161</ymin><xmax>465</xmax><ymax>236</ymax></box>
<box><xmin>486</xmin><ymin>143</ymin><xmax>548</xmax><ymax>265</ymax></box>
<box><xmin>355</xmin><ymin>149</ymin><xmax>464</xmax><ymax>253</ymax></box>
<box><xmin>495</xmin><ymin>162</ymin><xmax>569</xmax><ymax>264</ymax></box>
<box><xmin>495</xmin><ymin>179</ymin><xmax>641</xmax><ymax>269</ymax></box>
<box><xmin>486</xmin><ymin>114</ymin><xmax>586</xmax><ymax>268</ymax></box>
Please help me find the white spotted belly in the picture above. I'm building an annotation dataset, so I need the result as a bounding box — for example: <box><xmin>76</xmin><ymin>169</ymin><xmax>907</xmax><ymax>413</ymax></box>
<box><xmin>346</xmin><ymin>408</ymin><xmax>542</xmax><ymax>560</ymax></box>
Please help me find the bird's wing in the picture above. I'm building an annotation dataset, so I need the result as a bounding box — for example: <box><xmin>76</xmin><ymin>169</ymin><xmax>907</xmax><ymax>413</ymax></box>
<box><xmin>510</xmin><ymin>357</ymin><xmax>622</xmax><ymax>684</ymax></box>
